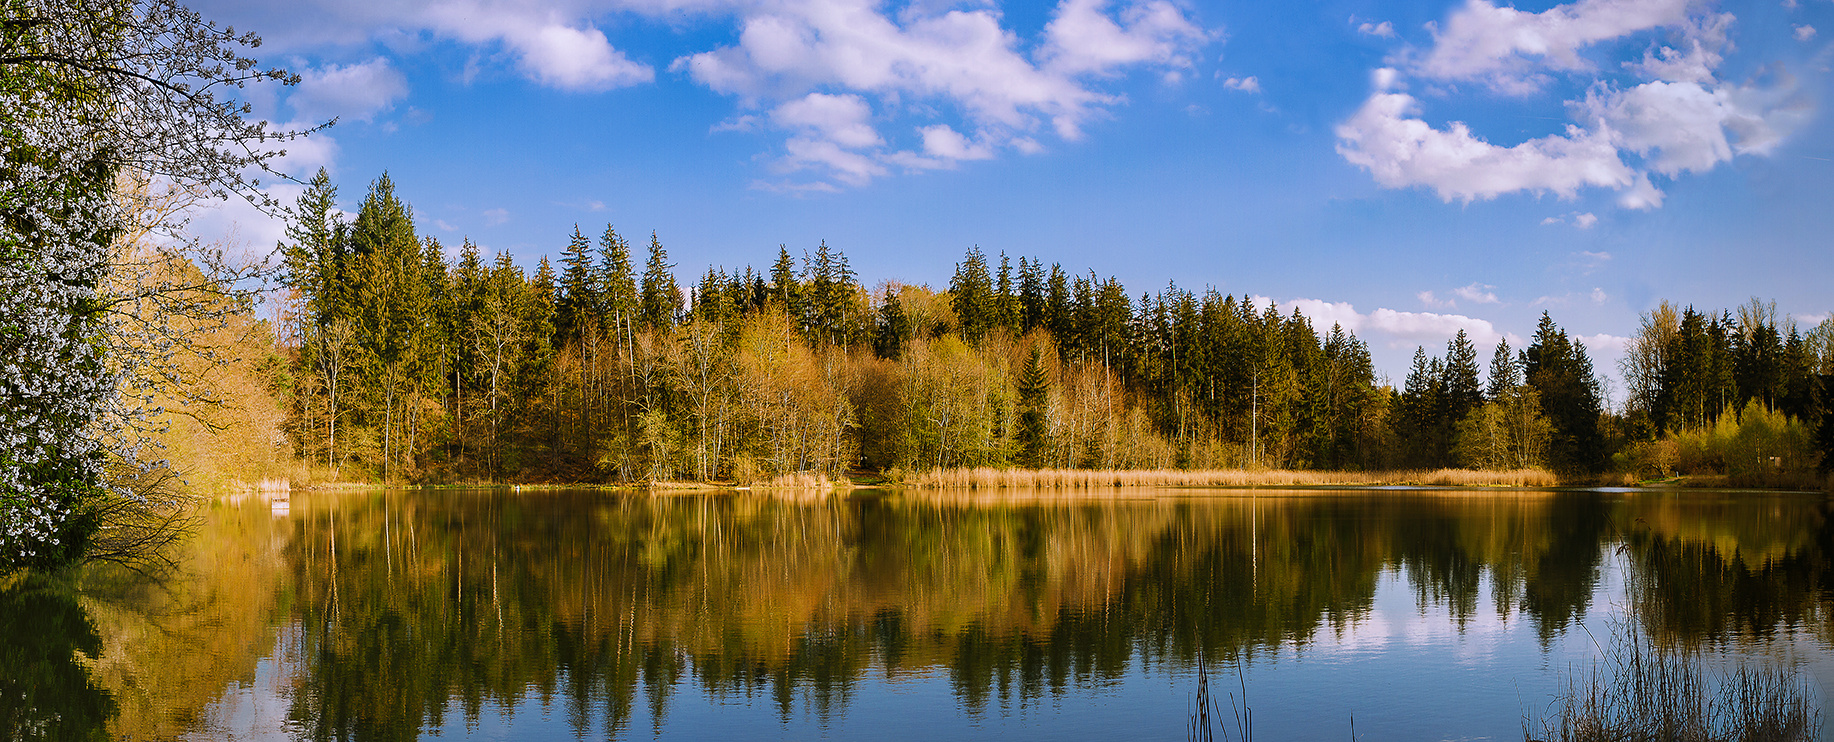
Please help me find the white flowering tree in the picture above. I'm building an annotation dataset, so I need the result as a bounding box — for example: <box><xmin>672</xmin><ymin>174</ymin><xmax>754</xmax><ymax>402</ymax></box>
<box><xmin>0</xmin><ymin>0</ymin><xmax>316</xmax><ymax>569</ymax></box>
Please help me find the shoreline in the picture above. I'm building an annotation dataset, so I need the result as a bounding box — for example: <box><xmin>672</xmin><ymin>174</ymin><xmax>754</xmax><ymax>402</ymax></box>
<box><xmin>268</xmin><ymin>468</ymin><xmax>1830</xmax><ymax>495</ymax></box>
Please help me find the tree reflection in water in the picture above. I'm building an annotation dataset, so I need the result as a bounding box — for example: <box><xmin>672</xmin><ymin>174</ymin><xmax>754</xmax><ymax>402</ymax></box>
<box><xmin>4</xmin><ymin>488</ymin><xmax>1830</xmax><ymax>740</ymax></box>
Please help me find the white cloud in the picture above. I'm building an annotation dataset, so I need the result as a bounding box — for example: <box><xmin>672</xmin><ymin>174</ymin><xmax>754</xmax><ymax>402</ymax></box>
<box><xmin>1041</xmin><ymin>0</ymin><xmax>1207</xmax><ymax>76</ymax></box>
<box><xmin>1413</xmin><ymin>0</ymin><xmax>1692</xmax><ymax>95</ymax></box>
<box><xmin>1358</xmin><ymin>20</ymin><xmax>1396</xmax><ymax>38</ymax></box>
<box><xmin>1544</xmin><ymin>211</ymin><xmax>1600</xmax><ymax>227</ymax></box>
<box><xmin>262</xmin><ymin>2</ymin><xmax>658</xmax><ymax>92</ymax></box>
<box><xmin>1591</xmin><ymin>287</ymin><xmax>1610</xmax><ymax>303</ymax></box>
<box><xmin>289</xmin><ymin>57</ymin><xmax>409</xmax><ymax>124</ymax></box>
<box><xmin>482</xmin><ymin>208</ymin><xmax>509</xmax><ymax>226</ymax></box>
<box><xmin>1337</xmin><ymin>2</ymin><xmax>1810</xmax><ymax>210</ymax></box>
<box><xmin>919</xmin><ymin>124</ymin><xmax>996</xmax><ymax>161</ymax></box>
<box><xmin>780</xmin><ymin>136</ymin><xmax>887</xmax><ymax>186</ymax></box>
<box><xmin>1222</xmin><ymin>75</ymin><xmax>1260</xmax><ymax>93</ymax></box>
<box><xmin>509</xmin><ymin>23</ymin><xmax>653</xmax><ymax>91</ymax></box>
<box><xmin>1576</xmin><ymin>332</ymin><xmax>1629</xmax><ymax>355</ymax></box>
<box><xmin>1418</xmin><ymin>290</ymin><xmax>1453</xmax><ymax>308</ymax></box>
<box><xmin>1454</xmin><ymin>282</ymin><xmax>1501</xmax><ymax>304</ymax></box>
<box><xmin>1271</xmin><ymin>296</ymin><xmax>1507</xmax><ymax>349</ymax></box>
<box><xmin>434</xmin><ymin>219</ymin><xmax>458</xmax><ymax>232</ymax></box>
<box><xmin>772</xmin><ymin>93</ymin><xmax>883</xmax><ymax>149</ymax></box>
<box><xmin>1795</xmin><ymin>25</ymin><xmax>1817</xmax><ymax>42</ymax></box>
<box><xmin>1624</xmin><ymin>13</ymin><xmax>1731</xmax><ymax>85</ymax></box>
<box><xmin>680</xmin><ymin>0</ymin><xmax>1209</xmax><ymax>188</ymax></box>
<box><xmin>1335</xmin><ymin>86</ymin><xmax>1635</xmax><ymax>203</ymax></box>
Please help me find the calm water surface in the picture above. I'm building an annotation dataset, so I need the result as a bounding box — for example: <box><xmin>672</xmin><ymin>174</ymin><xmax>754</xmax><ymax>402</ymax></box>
<box><xmin>10</xmin><ymin>487</ymin><xmax>1834</xmax><ymax>740</ymax></box>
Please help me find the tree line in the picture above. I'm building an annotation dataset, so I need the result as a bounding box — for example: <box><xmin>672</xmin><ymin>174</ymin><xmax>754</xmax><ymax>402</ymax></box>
<box><xmin>269</xmin><ymin>172</ymin><xmax>1834</xmax><ymax>485</ymax></box>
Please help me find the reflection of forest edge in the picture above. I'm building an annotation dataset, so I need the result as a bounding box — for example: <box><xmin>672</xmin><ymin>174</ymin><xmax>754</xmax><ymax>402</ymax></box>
<box><xmin>8</xmin><ymin>489</ymin><xmax>1833</xmax><ymax>740</ymax></box>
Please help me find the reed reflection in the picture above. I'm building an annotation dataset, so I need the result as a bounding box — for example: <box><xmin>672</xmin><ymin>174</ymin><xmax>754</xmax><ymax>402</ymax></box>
<box><xmin>12</xmin><ymin>488</ymin><xmax>1828</xmax><ymax>741</ymax></box>
<box><xmin>274</xmin><ymin>489</ymin><xmax>1664</xmax><ymax>738</ymax></box>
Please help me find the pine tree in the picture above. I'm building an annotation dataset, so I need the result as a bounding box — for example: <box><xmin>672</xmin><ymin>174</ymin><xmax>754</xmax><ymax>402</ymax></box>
<box><xmin>950</xmin><ymin>246</ymin><xmax>994</xmax><ymax>343</ymax></box>
<box><xmin>769</xmin><ymin>246</ymin><xmax>801</xmax><ymax>326</ymax></box>
<box><xmin>1016</xmin><ymin>345</ymin><xmax>1051</xmax><ymax>468</ymax></box>
<box><xmin>1018</xmin><ymin>257</ymin><xmax>1045</xmax><ymax>334</ymax></box>
<box><xmin>1524</xmin><ymin>312</ymin><xmax>1605</xmax><ymax>473</ymax></box>
<box><xmin>556</xmin><ymin>225</ymin><xmax>597</xmax><ymax>340</ymax></box>
<box><xmin>597</xmin><ymin>224</ymin><xmax>637</xmax><ymax>338</ymax></box>
<box><xmin>1487</xmin><ymin>339</ymin><xmax>1520</xmax><ymax>401</ymax></box>
<box><xmin>1441</xmin><ymin>329</ymin><xmax>1483</xmax><ymax>455</ymax></box>
<box><xmin>278</xmin><ymin>167</ymin><xmax>345</xmax><ymax>328</ymax></box>
<box><xmin>995</xmin><ymin>252</ymin><xmax>1018</xmax><ymax>335</ymax></box>
<box><xmin>638</xmin><ymin>231</ymin><xmax>680</xmax><ymax>330</ymax></box>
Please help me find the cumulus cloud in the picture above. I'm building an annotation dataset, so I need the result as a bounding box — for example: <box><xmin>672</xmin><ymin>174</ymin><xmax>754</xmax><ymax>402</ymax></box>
<box><xmin>1413</xmin><ymin>0</ymin><xmax>1692</xmax><ymax>94</ymax></box>
<box><xmin>289</xmin><ymin>57</ymin><xmax>409</xmax><ymax>123</ymax></box>
<box><xmin>1222</xmin><ymin>75</ymin><xmax>1260</xmax><ymax>92</ymax></box>
<box><xmin>1337</xmin><ymin>1</ymin><xmax>1810</xmax><ymax>209</ymax></box>
<box><xmin>772</xmin><ymin>93</ymin><xmax>883</xmax><ymax>149</ymax></box>
<box><xmin>680</xmin><ymin>0</ymin><xmax>1210</xmax><ymax>188</ymax></box>
<box><xmin>1041</xmin><ymin>0</ymin><xmax>1207</xmax><ymax>76</ymax></box>
<box><xmin>240</xmin><ymin>1</ymin><xmax>657</xmax><ymax>92</ymax></box>
<box><xmin>1418</xmin><ymin>290</ymin><xmax>1453</xmax><ymax>308</ymax></box>
<box><xmin>1358</xmin><ymin>20</ymin><xmax>1396</xmax><ymax>38</ymax></box>
<box><xmin>1795</xmin><ymin>25</ymin><xmax>1816</xmax><ymax>42</ymax></box>
<box><xmin>509</xmin><ymin>23</ymin><xmax>653</xmax><ymax>91</ymax></box>
<box><xmin>1543</xmin><ymin>211</ymin><xmax>1600</xmax><ymax>228</ymax></box>
<box><xmin>1272</xmin><ymin>296</ymin><xmax>1509</xmax><ymax>349</ymax></box>
<box><xmin>1336</xmin><ymin>84</ymin><xmax>1634</xmax><ymax>202</ymax></box>
<box><xmin>1454</xmin><ymin>283</ymin><xmax>1501</xmax><ymax>304</ymax></box>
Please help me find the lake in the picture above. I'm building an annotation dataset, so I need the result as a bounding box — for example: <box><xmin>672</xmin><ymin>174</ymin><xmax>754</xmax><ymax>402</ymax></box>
<box><xmin>10</xmin><ymin>487</ymin><xmax>1834</xmax><ymax>740</ymax></box>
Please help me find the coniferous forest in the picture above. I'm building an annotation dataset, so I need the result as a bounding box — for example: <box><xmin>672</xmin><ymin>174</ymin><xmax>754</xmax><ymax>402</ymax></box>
<box><xmin>266</xmin><ymin>172</ymin><xmax>1834</xmax><ymax>485</ymax></box>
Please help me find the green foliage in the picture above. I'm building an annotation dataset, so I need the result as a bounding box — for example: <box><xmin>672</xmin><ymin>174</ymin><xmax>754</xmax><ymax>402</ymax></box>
<box><xmin>1016</xmin><ymin>345</ymin><xmax>1050</xmax><ymax>468</ymax></box>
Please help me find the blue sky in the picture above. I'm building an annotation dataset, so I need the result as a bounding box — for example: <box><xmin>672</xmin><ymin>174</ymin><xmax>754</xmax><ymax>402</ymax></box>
<box><xmin>189</xmin><ymin>0</ymin><xmax>1834</xmax><ymax>396</ymax></box>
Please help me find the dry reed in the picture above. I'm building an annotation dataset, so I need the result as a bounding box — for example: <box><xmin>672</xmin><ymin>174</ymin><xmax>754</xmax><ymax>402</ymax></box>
<box><xmin>1530</xmin><ymin>622</ymin><xmax>1819</xmax><ymax>742</ymax></box>
<box><xmin>752</xmin><ymin>471</ymin><xmax>848</xmax><ymax>491</ymax></box>
<box><xmin>903</xmin><ymin>467</ymin><xmax>1559</xmax><ymax>490</ymax></box>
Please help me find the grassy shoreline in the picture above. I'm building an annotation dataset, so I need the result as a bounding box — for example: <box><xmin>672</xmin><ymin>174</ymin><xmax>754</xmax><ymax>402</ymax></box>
<box><xmin>268</xmin><ymin>467</ymin><xmax>1831</xmax><ymax>494</ymax></box>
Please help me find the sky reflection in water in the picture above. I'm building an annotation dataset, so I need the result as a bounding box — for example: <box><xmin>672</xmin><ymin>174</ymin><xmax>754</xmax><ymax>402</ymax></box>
<box><xmin>16</xmin><ymin>488</ymin><xmax>1834</xmax><ymax>741</ymax></box>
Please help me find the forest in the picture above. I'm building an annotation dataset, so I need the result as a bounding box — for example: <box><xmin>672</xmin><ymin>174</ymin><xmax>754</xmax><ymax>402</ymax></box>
<box><xmin>262</xmin><ymin>171</ymin><xmax>1834</xmax><ymax>486</ymax></box>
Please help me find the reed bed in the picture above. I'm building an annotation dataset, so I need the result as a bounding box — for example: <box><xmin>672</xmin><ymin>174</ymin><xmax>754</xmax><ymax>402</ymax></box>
<box><xmin>903</xmin><ymin>467</ymin><xmax>1559</xmax><ymax>490</ymax></box>
<box><xmin>1530</xmin><ymin>623</ymin><xmax>1820</xmax><ymax>742</ymax></box>
<box><xmin>751</xmin><ymin>471</ymin><xmax>848</xmax><ymax>491</ymax></box>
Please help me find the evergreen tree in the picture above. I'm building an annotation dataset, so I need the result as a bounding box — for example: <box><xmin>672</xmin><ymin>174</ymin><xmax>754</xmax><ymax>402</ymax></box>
<box><xmin>1487</xmin><ymin>339</ymin><xmax>1520</xmax><ymax>401</ymax></box>
<box><xmin>950</xmin><ymin>246</ymin><xmax>994</xmax><ymax>343</ymax></box>
<box><xmin>638</xmin><ymin>231</ymin><xmax>680</xmax><ymax>330</ymax></box>
<box><xmin>556</xmin><ymin>225</ymin><xmax>597</xmax><ymax>340</ymax></box>
<box><xmin>1016</xmin><ymin>346</ymin><xmax>1050</xmax><ymax>467</ymax></box>
<box><xmin>278</xmin><ymin>167</ymin><xmax>345</xmax><ymax>327</ymax></box>
<box><xmin>1045</xmin><ymin>264</ymin><xmax>1071</xmax><ymax>351</ymax></box>
<box><xmin>1524</xmin><ymin>312</ymin><xmax>1605</xmax><ymax>473</ymax></box>
<box><xmin>597</xmin><ymin>224</ymin><xmax>637</xmax><ymax>337</ymax></box>
<box><xmin>995</xmin><ymin>253</ymin><xmax>1018</xmax><ymax>335</ymax></box>
<box><xmin>769</xmin><ymin>246</ymin><xmax>801</xmax><ymax>324</ymax></box>
<box><xmin>875</xmin><ymin>290</ymin><xmax>910</xmax><ymax>359</ymax></box>
<box><xmin>1018</xmin><ymin>257</ymin><xmax>1045</xmax><ymax>334</ymax></box>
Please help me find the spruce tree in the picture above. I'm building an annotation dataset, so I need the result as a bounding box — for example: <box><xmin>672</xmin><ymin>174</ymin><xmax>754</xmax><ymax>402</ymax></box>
<box><xmin>950</xmin><ymin>246</ymin><xmax>993</xmax><ymax>343</ymax></box>
<box><xmin>556</xmin><ymin>225</ymin><xmax>600</xmax><ymax>340</ymax></box>
<box><xmin>1487</xmin><ymin>339</ymin><xmax>1520</xmax><ymax>401</ymax></box>
<box><xmin>639</xmin><ymin>231</ymin><xmax>680</xmax><ymax>330</ymax></box>
<box><xmin>1016</xmin><ymin>346</ymin><xmax>1051</xmax><ymax>468</ymax></box>
<box><xmin>597</xmin><ymin>224</ymin><xmax>637</xmax><ymax>337</ymax></box>
<box><xmin>1524</xmin><ymin>312</ymin><xmax>1605</xmax><ymax>473</ymax></box>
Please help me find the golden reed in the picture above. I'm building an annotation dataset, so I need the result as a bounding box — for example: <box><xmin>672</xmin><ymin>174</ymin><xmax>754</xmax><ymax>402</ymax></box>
<box><xmin>902</xmin><ymin>467</ymin><xmax>1559</xmax><ymax>489</ymax></box>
